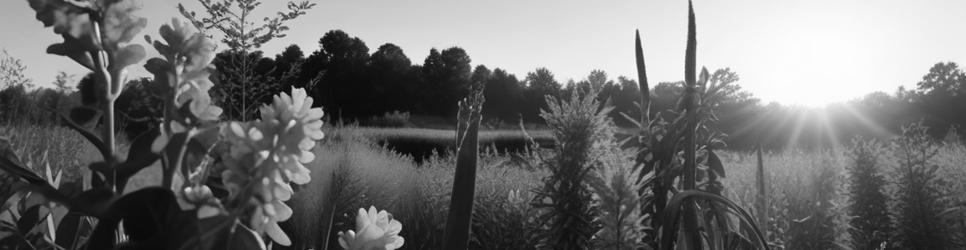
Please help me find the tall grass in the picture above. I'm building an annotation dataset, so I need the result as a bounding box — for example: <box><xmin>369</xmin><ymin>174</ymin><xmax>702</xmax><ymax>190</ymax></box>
<box><xmin>0</xmin><ymin>124</ymin><xmax>99</xmax><ymax>193</ymax></box>
<box><xmin>286</xmin><ymin>125</ymin><xmax>544</xmax><ymax>250</ymax></box>
<box><xmin>722</xmin><ymin>149</ymin><xmax>851</xmax><ymax>250</ymax></box>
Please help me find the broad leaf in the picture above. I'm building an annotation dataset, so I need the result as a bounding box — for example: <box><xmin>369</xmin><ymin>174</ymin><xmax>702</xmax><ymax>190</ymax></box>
<box><xmin>707</xmin><ymin>150</ymin><xmax>725</xmax><ymax>178</ymax></box>
<box><xmin>116</xmin><ymin>128</ymin><xmax>161</xmax><ymax>191</ymax></box>
<box><xmin>85</xmin><ymin>187</ymin><xmax>188</xmax><ymax>250</ymax></box>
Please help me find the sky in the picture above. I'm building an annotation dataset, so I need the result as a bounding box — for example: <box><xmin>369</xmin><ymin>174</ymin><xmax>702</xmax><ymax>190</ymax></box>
<box><xmin>1</xmin><ymin>0</ymin><xmax>965</xmax><ymax>107</ymax></box>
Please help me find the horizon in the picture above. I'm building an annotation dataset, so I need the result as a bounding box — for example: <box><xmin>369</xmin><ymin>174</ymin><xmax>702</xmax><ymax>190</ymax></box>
<box><xmin>2</xmin><ymin>0</ymin><xmax>965</xmax><ymax>107</ymax></box>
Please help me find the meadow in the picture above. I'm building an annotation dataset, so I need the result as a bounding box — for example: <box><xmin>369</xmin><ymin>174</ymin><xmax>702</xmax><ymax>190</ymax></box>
<box><xmin>5</xmin><ymin>122</ymin><xmax>964</xmax><ymax>249</ymax></box>
<box><xmin>2</xmin><ymin>0</ymin><xmax>965</xmax><ymax>249</ymax></box>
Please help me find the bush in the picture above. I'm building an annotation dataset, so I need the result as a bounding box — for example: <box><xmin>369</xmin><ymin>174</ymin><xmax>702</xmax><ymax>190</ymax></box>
<box><xmin>367</xmin><ymin>110</ymin><xmax>412</xmax><ymax>128</ymax></box>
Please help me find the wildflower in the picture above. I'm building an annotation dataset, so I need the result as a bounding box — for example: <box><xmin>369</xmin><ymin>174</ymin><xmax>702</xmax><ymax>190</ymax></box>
<box><xmin>338</xmin><ymin>206</ymin><xmax>405</xmax><ymax>250</ymax></box>
<box><xmin>219</xmin><ymin>87</ymin><xmax>324</xmax><ymax>246</ymax></box>
<box><xmin>144</xmin><ymin>19</ymin><xmax>221</xmax><ymax>123</ymax></box>
<box><xmin>28</xmin><ymin>0</ymin><xmax>147</xmax><ymax>71</ymax></box>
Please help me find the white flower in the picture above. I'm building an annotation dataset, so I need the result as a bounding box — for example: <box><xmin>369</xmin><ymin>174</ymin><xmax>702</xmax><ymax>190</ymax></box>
<box><xmin>339</xmin><ymin>206</ymin><xmax>404</xmax><ymax>250</ymax></box>
<box><xmin>218</xmin><ymin>87</ymin><xmax>324</xmax><ymax>246</ymax></box>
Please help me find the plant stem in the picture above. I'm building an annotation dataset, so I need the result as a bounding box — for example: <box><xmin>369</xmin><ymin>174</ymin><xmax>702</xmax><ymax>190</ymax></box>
<box><xmin>90</xmin><ymin>21</ymin><xmax>117</xmax><ymax>192</ymax></box>
<box><xmin>756</xmin><ymin>145</ymin><xmax>768</xmax><ymax>239</ymax></box>
<box><xmin>681</xmin><ymin>1</ymin><xmax>702</xmax><ymax>249</ymax></box>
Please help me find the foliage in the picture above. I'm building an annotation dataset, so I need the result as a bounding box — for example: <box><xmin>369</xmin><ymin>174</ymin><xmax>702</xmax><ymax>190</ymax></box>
<box><xmin>115</xmin><ymin>77</ymin><xmax>165</xmax><ymax>139</ymax></box>
<box><xmin>0</xmin><ymin>1</ymin><xmax>337</xmax><ymax>249</ymax></box>
<box><xmin>0</xmin><ymin>49</ymin><xmax>31</xmax><ymax>89</ymax></box>
<box><xmin>1</xmin><ymin>84</ymin><xmax>77</xmax><ymax>126</ymax></box>
<box><xmin>846</xmin><ymin>137</ymin><xmax>891</xmax><ymax>250</ymax></box>
<box><xmin>178</xmin><ymin>0</ymin><xmax>316</xmax><ymax>120</ymax></box>
<box><xmin>178</xmin><ymin>0</ymin><xmax>316</xmax><ymax>51</ymax></box>
<box><xmin>588</xmin><ymin>144</ymin><xmax>646</xmax><ymax>249</ymax></box>
<box><xmin>889</xmin><ymin>121</ymin><xmax>953</xmax><ymax>249</ymax></box>
<box><xmin>529</xmin><ymin>82</ymin><xmax>613</xmax><ymax>249</ymax></box>
<box><xmin>784</xmin><ymin>156</ymin><xmax>849</xmax><ymax>250</ymax></box>
<box><xmin>366</xmin><ymin>111</ymin><xmax>412</xmax><ymax>128</ymax></box>
<box><xmin>629</xmin><ymin>2</ymin><xmax>768</xmax><ymax>249</ymax></box>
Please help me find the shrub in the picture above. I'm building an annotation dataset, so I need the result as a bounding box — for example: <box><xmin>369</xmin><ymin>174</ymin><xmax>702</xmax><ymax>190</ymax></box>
<box><xmin>367</xmin><ymin>110</ymin><xmax>412</xmax><ymax>128</ymax></box>
<box><xmin>889</xmin><ymin>121</ymin><xmax>952</xmax><ymax>249</ymax></box>
<box><xmin>846</xmin><ymin>137</ymin><xmax>891</xmax><ymax>249</ymax></box>
<box><xmin>530</xmin><ymin>84</ymin><xmax>614</xmax><ymax>249</ymax></box>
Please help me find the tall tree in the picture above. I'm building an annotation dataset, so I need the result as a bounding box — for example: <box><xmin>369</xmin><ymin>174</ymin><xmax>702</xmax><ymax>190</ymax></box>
<box><xmin>317</xmin><ymin>30</ymin><xmax>371</xmax><ymax>120</ymax></box>
<box><xmin>369</xmin><ymin>43</ymin><xmax>414</xmax><ymax>112</ymax></box>
<box><xmin>273</xmin><ymin>44</ymin><xmax>306</xmax><ymax>84</ymax></box>
<box><xmin>523</xmin><ymin>67</ymin><xmax>562</xmax><ymax>121</ymax></box>
<box><xmin>439</xmin><ymin>47</ymin><xmax>473</xmax><ymax>116</ymax></box>
<box><xmin>483</xmin><ymin>68</ymin><xmax>524</xmax><ymax>122</ymax></box>
<box><xmin>914</xmin><ymin>62</ymin><xmax>966</xmax><ymax>136</ymax></box>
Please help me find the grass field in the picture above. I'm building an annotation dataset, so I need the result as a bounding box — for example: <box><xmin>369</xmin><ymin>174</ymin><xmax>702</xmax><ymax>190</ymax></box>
<box><xmin>3</xmin><ymin>124</ymin><xmax>965</xmax><ymax>249</ymax></box>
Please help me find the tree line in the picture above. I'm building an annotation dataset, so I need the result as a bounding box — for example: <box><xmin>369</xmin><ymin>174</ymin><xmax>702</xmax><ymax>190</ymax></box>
<box><xmin>1</xmin><ymin>29</ymin><xmax>964</xmax><ymax>150</ymax></box>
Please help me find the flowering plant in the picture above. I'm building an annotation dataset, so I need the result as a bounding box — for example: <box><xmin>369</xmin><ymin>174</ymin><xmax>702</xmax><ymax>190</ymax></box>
<box><xmin>0</xmin><ymin>0</ymin><xmax>329</xmax><ymax>249</ymax></box>
<box><xmin>338</xmin><ymin>206</ymin><xmax>405</xmax><ymax>250</ymax></box>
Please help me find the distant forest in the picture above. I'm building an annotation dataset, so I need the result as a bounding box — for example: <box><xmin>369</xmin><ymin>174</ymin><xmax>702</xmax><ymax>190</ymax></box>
<box><xmin>2</xmin><ymin>29</ymin><xmax>964</xmax><ymax>150</ymax></box>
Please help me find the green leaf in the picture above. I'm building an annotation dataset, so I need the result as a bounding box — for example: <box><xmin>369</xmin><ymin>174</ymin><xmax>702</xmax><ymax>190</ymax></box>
<box><xmin>16</xmin><ymin>205</ymin><xmax>49</xmax><ymax>234</ymax></box>
<box><xmin>55</xmin><ymin>211</ymin><xmax>95</xmax><ymax>250</ymax></box>
<box><xmin>116</xmin><ymin>128</ymin><xmax>161</xmax><ymax>191</ymax></box>
<box><xmin>0</xmin><ymin>142</ymin><xmax>46</xmax><ymax>185</ymax></box>
<box><xmin>59</xmin><ymin>111</ymin><xmax>107</xmax><ymax>161</ymax></box>
<box><xmin>684</xmin><ymin>0</ymin><xmax>696</xmax><ymax>89</ymax></box>
<box><xmin>707</xmin><ymin>150</ymin><xmax>725</xmax><ymax>178</ymax></box>
<box><xmin>67</xmin><ymin>188</ymin><xmax>115</xmax><ymax>217</ymax></box>
<box><xmin>635</xmin><ymin>29</ymin><xmax>650</xmax><ymax>119</ymax></box>
<box><xmin>47</xmin><ymin>39</ymin><xmax>95</xmax><ymax>70</ymax></box>
<box><xmin>659</xmin><ymin>190</ymin><xmax>770</xmax><ymax>250</ymax></box>
<box><xmin>69</xmin><ymin>106</ymin><xmax>101</xmax><ymax>130</ymax></box>
<box><xmin>85</xmin><ymin>187</ymin><xmax>184</xmax><ymax>250</ymax></box>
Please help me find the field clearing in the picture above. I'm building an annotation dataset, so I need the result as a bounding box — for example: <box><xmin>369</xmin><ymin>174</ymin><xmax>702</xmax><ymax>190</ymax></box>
<box><xmin>4</xmin><ymin>124</ymin><xmax>966</xmax><ymax>249</ymax></box>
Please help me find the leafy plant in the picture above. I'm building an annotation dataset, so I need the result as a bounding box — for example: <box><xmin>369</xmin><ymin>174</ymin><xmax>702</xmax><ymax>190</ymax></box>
<box><xmin>846</xmin><ymin>137</ymin><xmax>891</xmax><ymax>249</ymax></box>
<box><xmin>890</xmin><ymin>121</ymin><xmax>952</xmax><ymax>249</ymax></box>
<box><xmin>0</xmin><ymin>49</ymin><xmax>31</xmax><ymax>89</ymax></box>
<box><xmin>530</xmin><ymin>79</ymin><xmax>613</xmax><ymax>249</ymax></box>
<box><xmin>629</xmin><ymin>1</ymin><xmax>768</xmax><ymax>249</ymax></box>
<box><xmin>588</xmin><ymin>145</ymin><xmax>646</xmax><ymax>250</ymax></box>
<box><xmin>178</xmin><ymin>0</ymin><xmax>316</xmax><ymax>121</ymax></box>
<box><xmin>0</xmin><ymin>0</ymin><xmax>336</xmax><ymax>249</ymax></box>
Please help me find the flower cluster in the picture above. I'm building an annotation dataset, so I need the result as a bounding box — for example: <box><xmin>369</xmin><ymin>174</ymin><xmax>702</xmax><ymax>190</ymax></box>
<box><xmin>145</xmin><ymin>19</ymin><xmax>221</xmax><ymax>124</ymax></box>
<box><xmin>28</xmin><ymin>0</ymin><xmax>146</xmax><ymax>73</ymax></box>
<box><xmin>220</xmin><ymin>87</ymin><xmax>324</xmax><ymax>246</ymax></box>
<box><xmin>339</xmin><ymin>206</ymin><xmax>405</xmax><ymax>250</ymax></box>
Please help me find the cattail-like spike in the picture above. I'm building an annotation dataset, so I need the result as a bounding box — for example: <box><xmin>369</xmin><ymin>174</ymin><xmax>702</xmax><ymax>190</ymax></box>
<box><xmin>680</xmin><ymin>1</ymin><xmax>703</xmax><ymax>249</ymax></box>
<box><xmin>635</xmin><ymin>30</ymin><xmax>651</xmax><ymax>123</ymax></box>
